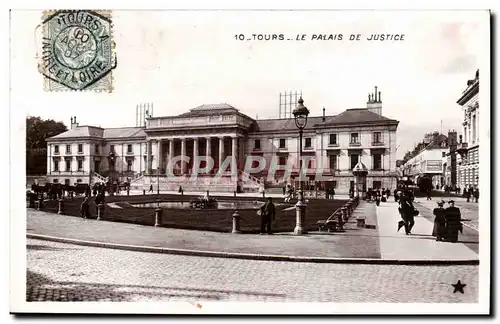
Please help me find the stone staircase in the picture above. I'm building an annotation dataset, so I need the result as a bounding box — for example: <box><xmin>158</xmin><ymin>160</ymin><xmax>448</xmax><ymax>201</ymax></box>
<box><xmin>91</xmin><ymin>172</ymin><xmax>108</xmax><ymax>184</ymax></box>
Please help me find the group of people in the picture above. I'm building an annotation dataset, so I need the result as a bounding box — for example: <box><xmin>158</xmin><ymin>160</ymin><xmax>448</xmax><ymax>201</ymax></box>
<box><xmin>366</xmin><ymin>188</ymin><xmax>392</xmax><ymax>206</ymax></box>
<box><xmin>432</xmin><ymin>200</ymin><xmax>463</xmax><ymax>242</ymax></box>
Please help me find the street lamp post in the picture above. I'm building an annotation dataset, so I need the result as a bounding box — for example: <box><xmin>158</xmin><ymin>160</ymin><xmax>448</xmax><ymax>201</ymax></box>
<box><xmin>156</xmin><ymin>140</ymin><xmax>160</xmax><ymax>206</ymax></box>
<box><xmin>292</xmin><ymin>97</ymin><xmax>310</xmax><ymax>235</ymax></box>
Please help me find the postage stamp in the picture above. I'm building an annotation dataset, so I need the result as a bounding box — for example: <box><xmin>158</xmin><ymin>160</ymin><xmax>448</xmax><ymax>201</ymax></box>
<box><xmin>38</xmin><ymin>10</ymin><xmax>116</xmax><ymax>92</ymax></box>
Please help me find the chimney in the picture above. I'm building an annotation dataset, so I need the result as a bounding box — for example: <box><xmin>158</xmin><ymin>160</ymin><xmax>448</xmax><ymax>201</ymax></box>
<box><xmin>322</xmin><ymin>107</ymin><xmax>325</xmax><ymax>122</ymax></box>
<box><xmin>378</xmin><ymin>91</ymin><xmax>382</xmax><ymax>103</ymax></box>
<box><xmin>71</xmin><ymin>116</ymin><xmax>79</xmax><ymax>129</ymax></box>
<box><xmin>366</xmin><ymin>86</ymin><xmax>383</xmax><ymax>115</ymax></box>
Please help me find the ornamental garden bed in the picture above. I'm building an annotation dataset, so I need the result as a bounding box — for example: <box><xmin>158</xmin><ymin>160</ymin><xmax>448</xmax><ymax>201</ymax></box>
<box><xmin>37</xmin><ymin>193</ymin><xmax>347</xmax><ymax>234</ymax></box>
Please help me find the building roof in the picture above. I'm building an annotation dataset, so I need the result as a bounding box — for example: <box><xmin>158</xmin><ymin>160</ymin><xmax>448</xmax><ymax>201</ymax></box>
<box><xmin>103</xmin><ymin>127</ymin><xmax>146</xmax><ymax>139</ymax></box>
<box><xmin>251</xmin><ymin>108</ymin><xmax>398</xmax><ymax>132</ymax></box>
<box><xmin>319</xmin><ymin>108</ymin><xmax>398</xmax><ymax>126</ymax></box>
<box><xmin>49</xmin><ymin>126</ymin><xmax>104</xmax><ymax>139</ymax></box>
<box><xmin>48</xmin><ymin>126</ymin><xmax>146</xmax><ymax>141</ymax></box>
<box><xmin>177</xmin><ymin>103</ymin><xmax>240</xmax><ymax>117</ymax></box>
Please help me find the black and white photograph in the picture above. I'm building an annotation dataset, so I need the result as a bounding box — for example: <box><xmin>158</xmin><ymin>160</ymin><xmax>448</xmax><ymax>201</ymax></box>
<box><xmin>9</xmin><ymin>5</ymin><xmax>491</xmax><ymax>315</ymax></box>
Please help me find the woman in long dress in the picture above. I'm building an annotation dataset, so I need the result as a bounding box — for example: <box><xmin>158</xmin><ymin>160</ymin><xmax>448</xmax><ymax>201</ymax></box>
<box><xmin>432</xmin><ymin>200</ymin><xmax>447</xmax><ymax>241</ymax></box>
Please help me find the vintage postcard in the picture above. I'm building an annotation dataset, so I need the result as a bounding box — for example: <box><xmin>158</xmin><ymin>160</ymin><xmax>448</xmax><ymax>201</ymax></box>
<box><xmin>10</xmin><ymin>8</ymin><xmax>490</xmax><ymax>315</ymax></box>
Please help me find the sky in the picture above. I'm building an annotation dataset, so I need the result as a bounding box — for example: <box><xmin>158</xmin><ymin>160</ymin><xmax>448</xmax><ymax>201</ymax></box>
<box><xmin>11</xmin><ymin>10</ymin><xmax>489</xmax><ymax>159</ymax></box>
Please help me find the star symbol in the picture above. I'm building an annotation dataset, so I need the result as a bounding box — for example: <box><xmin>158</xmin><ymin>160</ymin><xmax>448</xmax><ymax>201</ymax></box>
<box><xmin>452</xmin><ymin>280</ymin><xmax>467</xmax><ymax>294</ymax></box>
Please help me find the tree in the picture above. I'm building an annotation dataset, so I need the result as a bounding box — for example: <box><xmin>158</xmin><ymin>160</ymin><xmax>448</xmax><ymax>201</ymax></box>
<box><xmin>26</xmin><ymin>117</ymin><xmax>67</xmax><ymax>175</ymax></box>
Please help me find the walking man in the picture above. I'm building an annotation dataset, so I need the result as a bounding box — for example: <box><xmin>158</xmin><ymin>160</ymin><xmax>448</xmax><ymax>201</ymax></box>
<box><xmin>398</xmin><ymin>192</ymin><xmax>415</xmax><ymax>235</ymax></box>
<box><xmin>445</xmin><ymin>200</ymin><xmax>462</xmax><ymax>243</ymax></box>
<box><xmin>260</xmin><ymin>197</ymin><xmax>276</xmax><ymax>235</ymax></box>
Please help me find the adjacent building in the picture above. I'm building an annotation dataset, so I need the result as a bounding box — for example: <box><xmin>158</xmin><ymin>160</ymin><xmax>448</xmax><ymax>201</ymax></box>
<box><xmin>402</xmin><ymin>131</ymin><xmax>455</xmax><ymax>188</ymax></box>
<box><xmin>453</xmin><ymin>69</ymin><xmax>480</xmax><ymax>190</ymax></box>
<box><xmin>45</xmin><ymin>87</ymin><xmax>400</xmax><ymax>193</ymax></box>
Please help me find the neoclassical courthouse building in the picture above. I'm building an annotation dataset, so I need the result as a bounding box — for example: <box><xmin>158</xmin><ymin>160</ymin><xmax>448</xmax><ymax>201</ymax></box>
<box><xmin>45</xmin><ymin>87</ymin><xmax>400</xmax><ymax>193</ymax></box>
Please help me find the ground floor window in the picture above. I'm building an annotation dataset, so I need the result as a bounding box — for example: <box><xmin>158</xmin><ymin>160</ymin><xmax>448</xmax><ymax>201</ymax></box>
<box><xmin>373</xmin><ymin>181</ymin><xmax>382</xmax><ymax>189</ymax></box>
<box><xmin>53</xmin><ymin>179</ymin><xmax>59</xmax><ymax>183</ymax></box>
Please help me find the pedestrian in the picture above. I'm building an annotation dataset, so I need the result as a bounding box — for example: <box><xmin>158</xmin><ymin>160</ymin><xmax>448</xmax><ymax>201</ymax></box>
<box><xmin>330</xmin><ymin>188</ymin><xmax>335</xmax><ymax>200</ymax></box>
<box><xmin>282</xmin><ymin>186</ymin><xmax>286</xmax><ymax>196</ymax></box>
<box><xmin>444</xmin><ymin>200</ymin><xmax>462</xmax><ymax>243</ymax></box>
<box><xmin>474</xmin><ymin>188</ymin><xmax>479</xmax><ymax>203</ymax></box>
<box><xmin>426</xmin><ymin>188</ymin><xmax>432</xmax><ymax>200</ymax></box>
<box><xmin>375</xmin><ymin>191</ymin><xmax>381</xmax><ymax>206</ymax></box>
<box><xmin>398</xmin><ymin>193</ymin><xmax>416</xmax><ymax>235</ymax></box>
<box><xmin>80</xmin><ymin>197</ymin><xmax>90</xmax><ymax>218</ymax></box>
<box><xmin>259</xmin><ymin>197</ymin><xmax>276</xmax><ymax>235</ymax></box>
<box><xmin>432</xmin><ymin>200</ymin><xmax>447</xmax><ymax>241</ymax></box>
<box><xmin>150</xmin><ymin>184</ymin><xmax>154</xmax><ymax>193</ymax></box>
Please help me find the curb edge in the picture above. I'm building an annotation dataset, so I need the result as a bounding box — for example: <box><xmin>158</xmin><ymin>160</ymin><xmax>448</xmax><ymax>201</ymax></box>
<box><xmin>26</xmin><ymin>233</ymin><xmax>480</xmax><ymax>266</ymax></box>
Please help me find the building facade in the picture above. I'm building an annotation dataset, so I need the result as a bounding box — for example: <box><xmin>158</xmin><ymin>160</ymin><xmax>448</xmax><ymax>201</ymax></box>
<box><xmin>402</xmin><ymin>131</ymin><xmax>453</xmax><ymax>188</ymax></box>
<box><xmin>453</xmin><ymin>69</ymin><xmax>480</xmax><ymax>190</ymax></box>
<box><xmin>45</xmin><ymin>88</ymin><xmax>400</xmax><ymax>193</ymax></box>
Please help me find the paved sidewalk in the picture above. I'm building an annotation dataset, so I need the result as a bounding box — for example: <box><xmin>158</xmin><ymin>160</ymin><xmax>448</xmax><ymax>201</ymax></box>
<box><xmin>375</xmin><ymin>202</ymin><xmax>478</xmax><ymax>261</ymax></box>
<box><xmin>414</xmin><ymin>198</ymin><xmax>479</xmax><ymax>230</ymax></box>
<box><xmin>27</xmin><ymin>199</ymin><xmax>478</xmax><ymax>263</ymax></box>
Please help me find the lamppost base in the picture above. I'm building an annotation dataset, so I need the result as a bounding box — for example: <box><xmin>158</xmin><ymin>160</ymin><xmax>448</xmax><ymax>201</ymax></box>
<box><xmin>293</xmin><ymin>226</ymin><xmax>304</xmax><ymax>235</ymax></box>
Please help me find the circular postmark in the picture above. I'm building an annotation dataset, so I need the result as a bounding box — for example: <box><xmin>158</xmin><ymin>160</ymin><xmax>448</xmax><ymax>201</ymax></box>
<box><xmin>40</xmin><ymin>10</ymin><xmax>115</xmax><ymax>91</ymax></box>
<box><xmin>53</xmin><ymin>26</ymin><xmax>98</xmax><ymax>70</ymax></box>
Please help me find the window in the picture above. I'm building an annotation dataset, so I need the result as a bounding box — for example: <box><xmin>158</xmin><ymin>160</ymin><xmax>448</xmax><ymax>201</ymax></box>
<box><xmin>54</xmin><ymin>145</ymin><xmax>59</xmax><ymax>154</ymax></box>
<box><xmin>279</xmin><ymin>139</ymin><xmax>286</xmax><ymax>148</ymax></box>
<box><xmin>329</xmin><ymin>134</ymin><xmax>337</xmax><ymax>145</ymax></box>
<box><xmin>54</xmin><ymin>161</ymin><xmax>59</xmax><ymax>172</ymax></box>
<box><xmin>254</xmin><ymin>139</ymin><xmax>261</xmax><ymax>149</ymax></box>
<box><xmin>110</xmin><ymin>145</ymin><xmax>115</xmax><ymax>153</ymax></box>
<box><xmin>78</xmin><ymin>144</ymin><xmax>83</xmax><ymax>153</ymax></box>
<box><xmin>127</xmin><ymin>144</ymin><xmax>133</xmax><ymax>153</ymax></box>
<box><xmin>350</xmin><ymin>154</ymin><xmax>359</xmax><ymax>169</ymax></box>
<box><xmin>65</xmin><ymin>159</ymin><xmax>71</xmax><ymax>171</ymax></box>
<box><xmin>127</xmin><ymin>159</ymin><xmax>133</xmax><ymax>172</ymax></box>
<box><xmin>77</xmin><ymin>179</ymin><xmax>82</xmax><ymax>183</ymax></box>
<box><xmin>66</xmin><ymin>144</ymin><xmax>71</xmax><ymax>154</ymax></box>
<box><xmin>373</xmin><ymin>154</ymin><xmax>382</xmax><ymax>170</ymax></box>
<box><xmin>373</xmin><ymin>132</ymin><xmax>382</xmax><ymax>143</ymax></box>
<box><xmin>279</xmin><ymin>156</ymin><xmax>287</xmax><ymax>165</ymax></box>
<box><xmin>332</xmin><ymin>181</ymin><xmax>337</xmax><ymax>189</ymax></box>
<box><xmin>307</xmin><ymin>159</ymin><xmax>313</xmax><ymax>169</ymax></box>
<box><xmin>329</xmin><ymin>155</ymin><xmax>338</xmax><ymax>170</ymax></box>
<box><xmin>350</xmin><ymin>133</ymin><xmax>359</xmax><ymax>144</ymax></box>
<box><xmin>95</xmin><ymin>144</ymin><xmax>99</xmax><ymax>154</ymax></box>
<box><xmin>305</xmin><ymin>138</ymin><xmax>312</xmax><ymax>148</ymax></box>
<box><xmin>373</xmin><ymin>181</ymin><xmax>382</xmax><ymax>189</ymax></box>
<box><xmin>442</xmin><ymin>152</ymin><xmax>446</xmax><ymax>157</ymax></box>
<box><xmin>53</xmin><ymin>179</ymin><xmax>59</xmax><ymax>183</ymax></box>
<box><xmin>77</xmin><ymin>160</ymin><xmax>83</xmax><ymax>171</ymax></box>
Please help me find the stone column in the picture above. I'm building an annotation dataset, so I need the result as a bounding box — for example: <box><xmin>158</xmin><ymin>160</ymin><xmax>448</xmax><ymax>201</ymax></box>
<box><xmin>168</xmin><ymin>139</ymin><xmax>174</xmax><ymax>169</ymax></box>
<box><xmin>206</xmin><ymin>137</ymin><xmax>212</xmax><ymax>174</ymax></box>
<box><xmin>181</xmin><ymin>138</ymin><xmax>187</xmax><ymax>175</ymax></box>
<box><xmin>193</xmin><ymin>137</ymin><xmax>199</xmax><ymax>174</ymax></box>
<box><xmin>232</xmin><ymin>136</ymin><xmax>238</xmax><ymax>177</ymax></box>
<box><xmin>219</xmin><ymin>137</ymin><xmax>225</xmax><ymax>171</ymax></box>
<box><xmin>157</xmin><ymin>139</ymin><xmax>162</xmax><ymax>173</ymax></box>
<box><xmin>147</xmin><ymin>140</ymin><xmax>153</xmax><ymax>174</ymax></box>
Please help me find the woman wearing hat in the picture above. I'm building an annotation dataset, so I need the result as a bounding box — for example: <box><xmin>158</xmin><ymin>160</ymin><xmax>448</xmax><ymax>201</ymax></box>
<box><xmin>432</xmin><ymin>200</ymin><xmax>447</xmax><ymax>241</ymax></box>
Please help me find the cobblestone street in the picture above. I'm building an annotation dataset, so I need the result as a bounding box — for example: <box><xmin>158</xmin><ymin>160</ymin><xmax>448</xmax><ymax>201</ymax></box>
<box><xmin>26</xmin><ymin>239</ymin><xmax>478</xmax><ymax>303</ymax></box>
